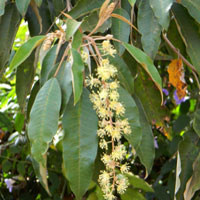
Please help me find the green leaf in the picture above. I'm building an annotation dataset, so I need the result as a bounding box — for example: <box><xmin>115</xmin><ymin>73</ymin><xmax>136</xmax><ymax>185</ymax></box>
<box><xmin>52</xmin><ymin>0</ymin><xmax>66</xmax><ymax>16</ymax></box>
<box><xmin>184</xmin><ymin>152</ymin><xmax>200</xmax><ymax>200</ymax></box>
<box><xmin>123</xmin><ymin>42</ymin><xmax>163</xmax><ymax>104</ymax></box>
<box><xmin>149</xmin><ymin>0</ymin><xmax>173</xmax><ymax>30</ymax></box>
<box><xmin>40</xmin><ymin>45</ymin><xmax>57</xmax><ymax>86</ymax></box>
<box><xmin>28</xmin><ymin>78</ymin><xmax>61</xmax><ymax>166</ymax></box>
<box><xmin>193</xmin><ymin>109</ymin><xmax>200</xmax><ymax>137</ymax></box>
<box><xmin>16</xmin><ymin>52</ymin><xmax>35</xmax><ymax>112</ymax></box>
<box><xmin>138</xmin><ymin>0</ymin><xmax>162</xmax><ymax>59</ymax></box>
<box><xmin>111</xmin><ymin>8</ymin><xmax>130</xmax><ymax>56</ymax></box>
<box><xmin>0</xmin><ymin>0</ymin><xmax>6</xmax><ymax>16</ymax></box>
<box><xmin>126</xmin><ymin>173</ymin><xmax>154</xmax><ymax>192</ymax></box>
<box><xmin>0</xmin><ymin>112</ymin><xmax>13</xmax><ymax>132</ymax></box>
<box><xmin>181</xmin><ymin>0</ymin><xmax>200</xmax><ymax>24</ymax></box>
<box><xmin>17</xmin><ymin>162</ymin><xmax>26</xmax><ymax>176</ymax></box>
<box><xmin>134</xmin><ymin>95</ymin><xmax>155</xmax><ymax>176</ymax></box>
<box><xmin>15</xmin><ymin>112</ymin><xmax>25</xmax><ymax>133</ymax></box>
<box><xmin>72</xmin><ymin>30</ymin><xmax>83</xmax><ymax>50</ymax></box>
<box><xmin>71</xmin><ymin>48</ymin><xmax>84</xmax><ymax>105</ymax></box>
<box><xmin>15</xmin><ymin>0</ymin><xmax>31</xmax><ymax>16</ymax></box>
<box><xmin>175</xmin><ymin>131</ymin><xmax>199</xmax><ymax>200</ymax></box>
<box><xmin>27</xmin><ymin>81</ymin><xmax>40</xmax><ymax>120</ymax></box>
<box><xmin>2</xmin><ymin>160</ymin><xmax>12</xmax><ymax>172</ymax></box>
<box><xmin>69</xmin><ymin>0</ymin><xmax>104</xmax><ymax>19</ymax></box>
<box><xmin>55</xmin><ymin>61</ymin><xmax>72</xmax><ymax>114</ymax></box>
<box><xmin>62</xmin><ymin>89</ymin><xmax>98</xmax><ymax>200</ymax></box>
<box><xmin>121</xmin><ymin>188</ymin><xmax>146</xmax><ymax>200</ymax></box>
<box><xmin>81</xmin><ymin>11</ymin><xmax>111</xmax><ymax>34</ymax></box>
<box><xmin>118</xmin><ymin>87</ymin><xmax>142</xmax><ymax>151</ymax></box>
<box><xmin>66</xmin><ymin>19</ymin><xmax>82</xmax><ymax>41</ymax></box>
<box><xmin>172</xmin><ymin>3</ymin><xmax>200</xmax><ymax>76</ymax></box>
<box><xmin>0</xmin><ymin>3</ymin><xmax>21</xmax><ymax>75</ymax></box>
<box><xmin>32</xmin><ymin>156</ymin><xmax>51</xmax><ymax>195</ymax></box>
<box><xmin>134</xmin><ymin>69</ymin><xmax>169</xmax><ymax>138</ymax></box>
<box><xmin>9</xmin><ymin>36</ymin><xmax>46</xmax><ymax>71</ymax></box>
<box><xmin>128</xmin><ymin>0</ymin><xmax>136</xmax><ymax>7</ymax></box>
<box><xmin>34</xmin><ymin>0</ymin><xmax>42</xmax><ymax>7</ymax></box>
<box><xmin>109</xmin><ymin>55</ymin><xmax>135</xmax><ymax>95</ymax></box>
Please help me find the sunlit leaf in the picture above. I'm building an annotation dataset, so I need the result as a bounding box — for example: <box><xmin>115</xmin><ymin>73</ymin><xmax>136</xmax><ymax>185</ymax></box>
<box><xmin>9</xmin><ymin>36</ymin><xmax>46</xmax><ymax>71</ymax></box>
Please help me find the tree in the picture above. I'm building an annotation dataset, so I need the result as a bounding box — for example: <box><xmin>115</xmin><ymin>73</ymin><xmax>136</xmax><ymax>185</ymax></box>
<box><xmin>0</xmin><ymin>0</ymin><xmax>200</xmax><ymax>199</ymax></box>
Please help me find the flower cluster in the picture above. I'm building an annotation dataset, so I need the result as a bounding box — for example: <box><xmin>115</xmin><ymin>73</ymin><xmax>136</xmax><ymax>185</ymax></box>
<box><xmin>86</xmin><ymin>41</ymin><xmax>131</xmax><ymax>199</ymax></box>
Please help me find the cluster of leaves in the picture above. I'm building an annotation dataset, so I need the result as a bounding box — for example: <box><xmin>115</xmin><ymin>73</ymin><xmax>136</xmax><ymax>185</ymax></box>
<box><xmin>0</xmin><ymin>0</ymin><xmax>200</xmax><ymax>199</ymax></box>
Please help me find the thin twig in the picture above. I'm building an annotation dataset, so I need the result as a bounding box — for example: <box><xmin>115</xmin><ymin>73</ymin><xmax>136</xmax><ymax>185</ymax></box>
<box><xmin>162</xmin><ymin>33</ymin><xmax>200</xmax><ymax>90</ymax></box>
<box><xmin>53</xmin><ymin>45</ymin><xmax>70</xmax><ymax>77</ymax></box>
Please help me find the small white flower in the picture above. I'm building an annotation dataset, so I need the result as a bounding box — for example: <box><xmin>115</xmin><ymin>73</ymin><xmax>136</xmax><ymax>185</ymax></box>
<box><xmin>5</xmin><ymin>178</ymin><xmax>15</xmax><ymax>193</ymax></box>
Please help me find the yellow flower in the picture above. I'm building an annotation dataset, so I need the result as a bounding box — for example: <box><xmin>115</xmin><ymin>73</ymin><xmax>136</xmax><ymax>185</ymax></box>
<box><xmin>99</xmin><ymin>139</ymin><xmax>108</xmax><ymax>150</ymax></box>
<box><xmin>116</xmin><ymin>175</ymin><xmax>129</xmax><ymax>194</ymax></box>
<box><xmin>102</xmin><ymin>40</ymin><xmax>116</xmax><ymax>56</ymax></box>
<box><xmin>110</xmin><ymin>128</ymin><xmax>121</xmax><ymax>141</ymax></box>
<box><xmin>110</xmin><ymin>81</ymin><xmax>119</xmax><ymax>89</ymax></box>
<box><xmin>112</xmin><ymin>145</ymin><xmax>126</xmax><ymax>161</ymax></box>
<box><xmin>120</xmin><ymin>163</ymin><xmax>130</xmax><ymax>174</ymax></box>
<box><xmin>115</xmin><ymin>103</ymin><xmax>125</xmax><ymax>115</ymax></box>
<box><xmin>109</xmin><ymin>90</ymin><xmax>119</xmax><ymax>101</ymax></box>
<box><xmin>99</xmin><ymin>170</ymin><xmax>110</xmax><ymax>185</ymax></box>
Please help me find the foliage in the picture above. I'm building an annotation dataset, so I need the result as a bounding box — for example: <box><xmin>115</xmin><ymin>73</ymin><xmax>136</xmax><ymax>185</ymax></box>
<box><xmin>0</xmin><ymin>0</ymin><xmax>200</xmax><ymax>199</ymax></box>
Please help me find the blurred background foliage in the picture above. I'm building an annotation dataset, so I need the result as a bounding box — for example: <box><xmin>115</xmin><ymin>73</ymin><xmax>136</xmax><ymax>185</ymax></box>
<box><xmin>0</xmin><ymin>0</ymin><xmax>200</xmax><ymax>199</ymax></box>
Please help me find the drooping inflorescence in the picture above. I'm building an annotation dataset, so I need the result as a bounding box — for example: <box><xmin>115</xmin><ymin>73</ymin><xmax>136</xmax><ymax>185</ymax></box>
<box><xmin>86</xmin><ymin>40</ymin><xmax>131</xmax><ymax>200</ymax></box>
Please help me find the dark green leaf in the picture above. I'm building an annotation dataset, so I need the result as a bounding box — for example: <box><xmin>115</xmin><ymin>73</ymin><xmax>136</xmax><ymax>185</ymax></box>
<box><xmin>134</xmin><ymin>69</ymin><xmax>169</xmax><ymax>136</ymax></box>
<box><xmin>121</xmin><ymin>188</ymin><xmax>146</xmax><ymax>200</ymax></box>
<box><xmin>134</xmin><ymin>95</ymin><xmax>155</xmax><ymax>176</ymax></box>
<box><xmin>71</xmin><ymin>48</ymin><xmax>84</xmax><ymax>104</ymax></box>
<box><xmin>17</xmin><ymin>162</ymin><xmax>26</xmax><ymax>176</ymax></box>
<box><xmin>109</xmin><ymin>55</ymin><xmax>135</xmax><ymax>95</ymax></box>
<box><xmin>16</xmin><ymin>52</ymin><xmax>35</xmax><ymax>112</ymax></box>
<box><xmin>56</xmin><ymin>61</ymin><xmax>72</xmax><ymax>114</ymax></box>
<box><xmin>176</xmin><ymin>131</ymin><xmax>199</xmax><ymax>200</ymax></box>
<box><xmin>15</xmin><ymin>0</ymin><xmax>31</xmax><ymax>16</ymax></box>
<box><xmin>0</xmin><ymin>3</ymin><xmax>21</xmax><ymax>75</ymax></box>
<box><xmin>0</xmin><ymin>112</ymin><xmax>13</xmax><ymax>132</ymax></box>
<box><xmin>28</xmin><ymin>78</ymin><xmax>61</xmax><ymax>164</ymax></box>
<box><xmin>62</xmin><ymin>89</ymin><xmax>98</xmax><ymax>200</ymax></box>
<box><xmin>111</xmin><ymin>8</ymin><xmax>130</xmax><ymax>55</ymax></box>
<box><xmin>126</xmin><ymin>173</ymin><xmax>154</xmax><ymax>192</ymax></box>
<box><xmin>118</xmin><ymin>87</ymin><xmax>142</xmax><ymax>151</ymax></box>
<box><xmin>138</xmin><ymin>0</ymin><xmax>162</xmax><ymax>59</ymax></box>
<box><xmin>15</xmin><ymin>113</ymin><xmax>25</xmax><ymax>133</ymax></box>
<box><xmin>81</xmin><ymin>11</ymin><xmax>111</xmax><ymax>34</ymax></box>
<box><xmin>181</xmin><ymin>0</ymin><xmax>200</xmax><ymax>24</ymax></box>
<box><xmin>28</xmin><ymin>78</ymin><xmax>61</xmax><ymax>194</ymax></box>
<box><xmin>27</xmin><ymin>80</ymin><xmax>40</xmax><ymax>120</ymax></box>
<box><xmin>40</xmin><ymin>45</ymin><xmax>57</xmax><ymax>86</ymax></box>
<box><xmin>66</xmin><ymin>19</ymin><xmax>82</xmax><ymax>41</ymax></box>
<box><xmin>123</xmin><ymin>42</ymin><xmax>163</xmax><ymax>104</ymax></box>
<box><xmin>72</xmin><ymin>30</ymin><xmax>83</xmax><ymax>49</ymax></box>
<box><xmin>172</xmin><ymin>3</ymin><xmax>200</xmax><ymax>76</ymax></box>
<box><xmin>149</xmin><ymin>0</ymin><xmax>173</xmax><ymax>30</ymax></box>
<box><xmin>184</xmin><ymin>152</ymin><xmax>200</xmax><ymax>200</ymax></box>
<box><xmin>26</xmin><ymin>1</ymin><xmax>53</xmax><ymax>36</ymax></box>
<box><xmin>193</xmin><ymin>109</ymin><xmax>200</xmax><ymax>137</ymax></box>
<box><xmin>2</xmin><ymin>160</ymin><xmax>12</xmax><ymax>172</ymax></box>
<box><xmin>52</xmin><ymin>0</ymin><xmax>66</xmax><ymax>16</ymax></box>
<box><xmin>69</xmin><ymin>0</ymin><xmax>104</xmax><ymax>19</ymax></box>
<box><xmin>9</xmin><ymin>36</ymin><xmax>46</xmax><ymax>71</ymax></box>
<box><xmin>0</xmin><ymin>0</ymin><xmax>6</xmax><ymax>16</ymax></box>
